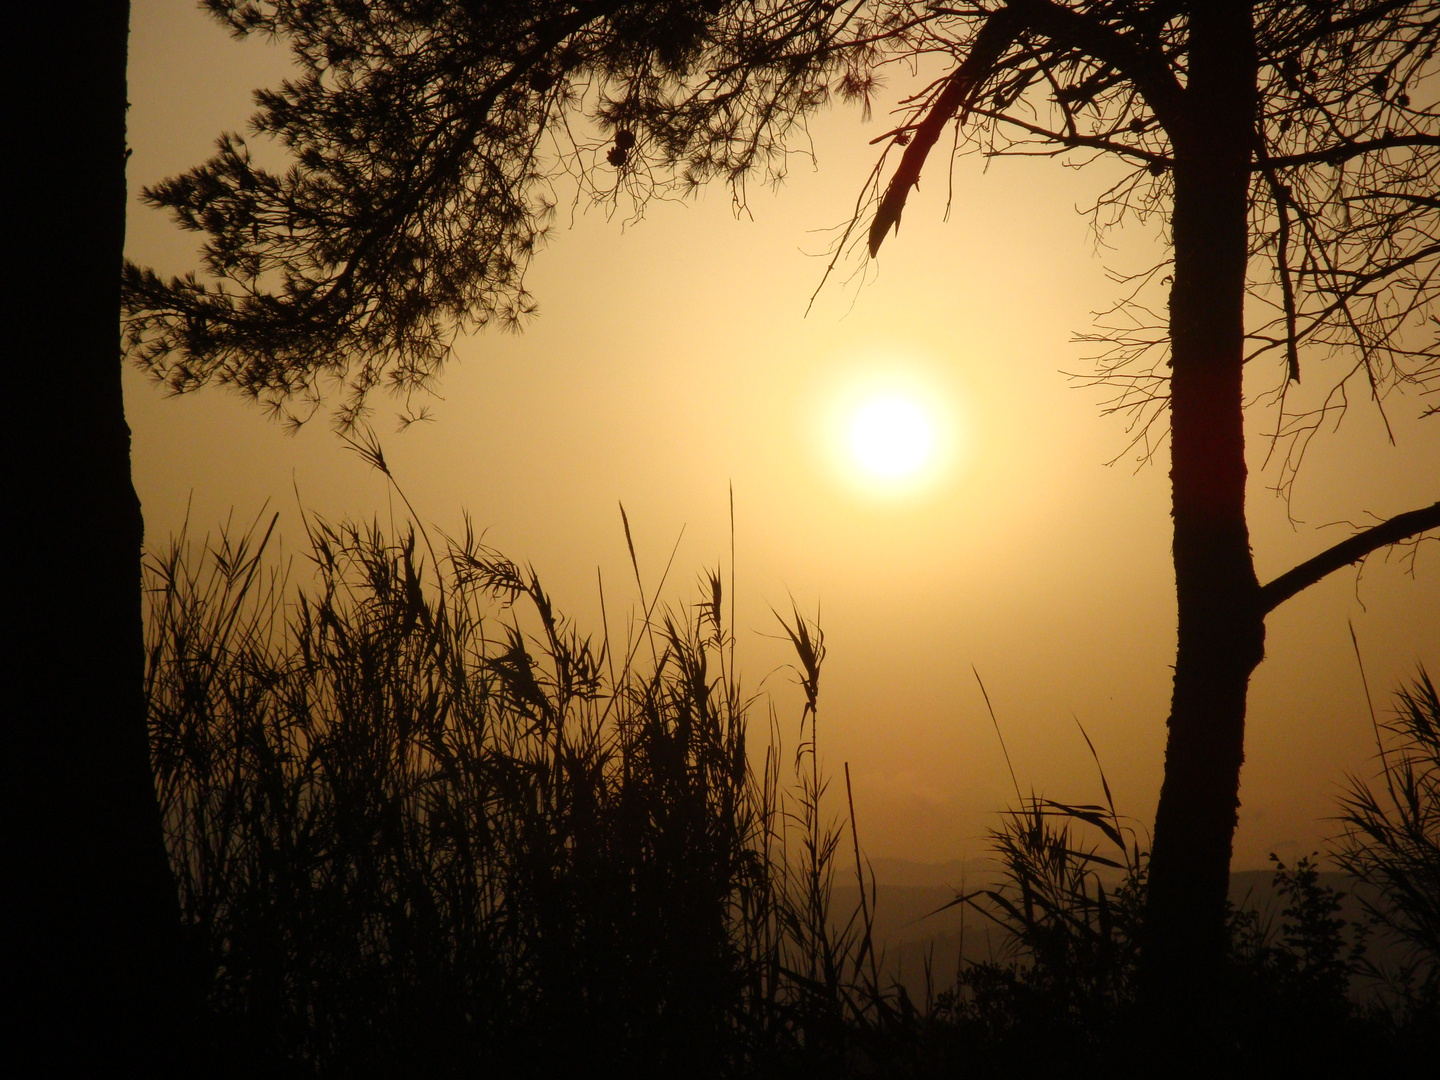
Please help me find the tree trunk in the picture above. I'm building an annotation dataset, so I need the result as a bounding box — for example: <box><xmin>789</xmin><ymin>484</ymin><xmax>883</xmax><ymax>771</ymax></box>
<box><xmin>1141</xmin><ymin>1</ymin><xmax>1261</xmax><ymax>1043</ymax></box>
<box><xmin>11</xmin><ymin>3</ymin><xmax>191</xmax><ymax>1071</ymax></box>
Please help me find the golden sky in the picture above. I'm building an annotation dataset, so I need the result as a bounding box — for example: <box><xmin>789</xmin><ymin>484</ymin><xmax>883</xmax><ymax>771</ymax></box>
<box><xmin>125</xmin><ymin>0</ymin><xmax>1437</xmax><ymax>869</ymax></box>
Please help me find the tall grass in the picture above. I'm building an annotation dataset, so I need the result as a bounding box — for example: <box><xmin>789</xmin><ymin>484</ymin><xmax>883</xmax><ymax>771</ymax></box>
<box><xmin>145</xmin><ymin>494</ymin><xmax>1438</xmax><ymax>1075</ymax></box>
<box><xmin>930</xmin><ymin>710</ymin><xmax>1424</xmax><ymax>1076</ymax></box>
<box><xmin>925</xmin><ymin>724</ymin><xmax>1147</xmax><ymax>1074</ymax></box>
<box><xmin>146</xmin><ymin>503</ymin><xmax>892</xmax><ymax>1077</ymax></box>
<box><xmin>1331</xmin><ymin>666</ymin><xmax>1440</xmax><ymax>1000</ymax></box>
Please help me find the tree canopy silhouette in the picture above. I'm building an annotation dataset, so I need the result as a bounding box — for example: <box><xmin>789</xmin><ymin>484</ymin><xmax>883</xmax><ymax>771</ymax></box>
<box><xmin>126</xmin><ymin>0</ymin><xmax>1440</xmax><ymax>1053</ymax></box>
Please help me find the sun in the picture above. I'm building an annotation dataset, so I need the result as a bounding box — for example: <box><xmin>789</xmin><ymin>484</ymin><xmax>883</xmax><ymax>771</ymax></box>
<box><xmin>817</xmin><ymin>354</ymin><xmax>965</xmax><ymax>500</ymax></box>
<box><xmin>846</xmin><ymin>394</ymin><xmax>938</xmax><ymax>481</ymax></box>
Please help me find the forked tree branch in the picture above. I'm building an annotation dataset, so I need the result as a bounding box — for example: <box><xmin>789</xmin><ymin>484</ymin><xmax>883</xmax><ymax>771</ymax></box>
<box><xmin>1003</xmin><ymin>0</ymin><xmax>1185</xmax><ymax>128</ymax></box>
<box><xmin>1259</xmin><ymin>499</ymin><xmax>1440</xmax><ymax>613</ymax></box>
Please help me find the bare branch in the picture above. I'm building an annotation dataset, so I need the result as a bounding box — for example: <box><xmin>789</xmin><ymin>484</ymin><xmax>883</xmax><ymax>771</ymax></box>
<box><xmin>1259</xmin><ymin>500</ymin><xmax>1440</xmax><ymax>613</ymax></box>
<box><xmin>1260</xmin><ymin>133</ymin><xmax>1440</xmax><ymax>170</ymax></box>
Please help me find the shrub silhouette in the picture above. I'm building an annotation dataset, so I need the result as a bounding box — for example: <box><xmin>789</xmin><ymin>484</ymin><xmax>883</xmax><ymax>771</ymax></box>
<box><xmin>1332</xmin><ymin>666</ymin><xmax>1440</xmax><ymax>1015</ymax></box>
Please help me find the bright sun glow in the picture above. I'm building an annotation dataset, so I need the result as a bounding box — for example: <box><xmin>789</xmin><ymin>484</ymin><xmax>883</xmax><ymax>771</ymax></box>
<box><xmin>818</xmin><ymin>355</ymin><xmax>965</xmax><ymax>500</ymax></box>
<box><xmin>847</xmin><ymin>395</ymin><xmax>938</xmax><ymax>480</ymax></box>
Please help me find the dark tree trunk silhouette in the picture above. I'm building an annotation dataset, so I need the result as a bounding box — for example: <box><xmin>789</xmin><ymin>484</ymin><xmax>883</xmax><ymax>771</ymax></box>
<box><xmin>1142</xmin><ymin>1</ymin><xmax>1264</xmax><ymax>1031</ymax></box>
<box><xmin>13</xmin><ymin>2</ymin><xmax>188</xmax><ymax>1071</ymax></box>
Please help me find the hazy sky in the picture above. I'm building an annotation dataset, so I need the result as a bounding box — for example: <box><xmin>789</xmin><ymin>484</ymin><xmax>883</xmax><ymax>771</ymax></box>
<box><xmin>125</xmin><ymin>0</ymin><xmax>1437</xmax><ymax>869</ymax></box>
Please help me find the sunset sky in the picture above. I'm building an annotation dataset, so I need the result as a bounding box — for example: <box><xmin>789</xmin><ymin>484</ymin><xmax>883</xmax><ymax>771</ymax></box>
<box><xmin>124</xmin><ymin>0</ymin><xmax>1437</xmax><ymax>871</ymax></box>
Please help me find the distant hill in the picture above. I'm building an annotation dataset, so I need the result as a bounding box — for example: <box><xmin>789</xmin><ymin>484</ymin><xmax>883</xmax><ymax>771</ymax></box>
<box><xmin>829</xmin><ymin>860</ymin><xmax>1398</xmax><ymax>1005</ymax></box>
<box><xmin>830</xmin><ymin>858</ymin><xmax>1017</xmax><ymax>1003</ymax></box>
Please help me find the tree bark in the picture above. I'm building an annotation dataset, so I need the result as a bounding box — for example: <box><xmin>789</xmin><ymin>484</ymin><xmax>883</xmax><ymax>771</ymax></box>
<box><xmin>1141</xmin><ymin>0</ymin><xmax>1261</xmax><ymax>1042</ymax></box>
<box><xmin>10</xmin><ymin>3</ymin><xmax>190</xmax><ymax>1071</ymax></box>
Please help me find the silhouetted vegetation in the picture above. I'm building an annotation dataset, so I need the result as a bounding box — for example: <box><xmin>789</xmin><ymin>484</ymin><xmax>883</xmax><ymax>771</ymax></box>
<box><xmin>917</xmin><ymin>760</ymin><xmax>1439</xmax><ymax>1075</ymax></box>
<box><xmin>1332</xmin><ymin>667</ymin><xmax>1440</xmax><ymax>1015</ymax></box>
<box><xmin>124</xmin><ymin>8</ymin><xmax>1440</xmax><ymax>1036</ymax></box>
<box><xmin>146</xmin><ymin>505</ymin><xmax>890</xmax><ymax>1077</ymax></box>
<box><xmin>146</xmin><ymin>506</ymin><xmax>1438</xmax><ymax>1077</ymax></box>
